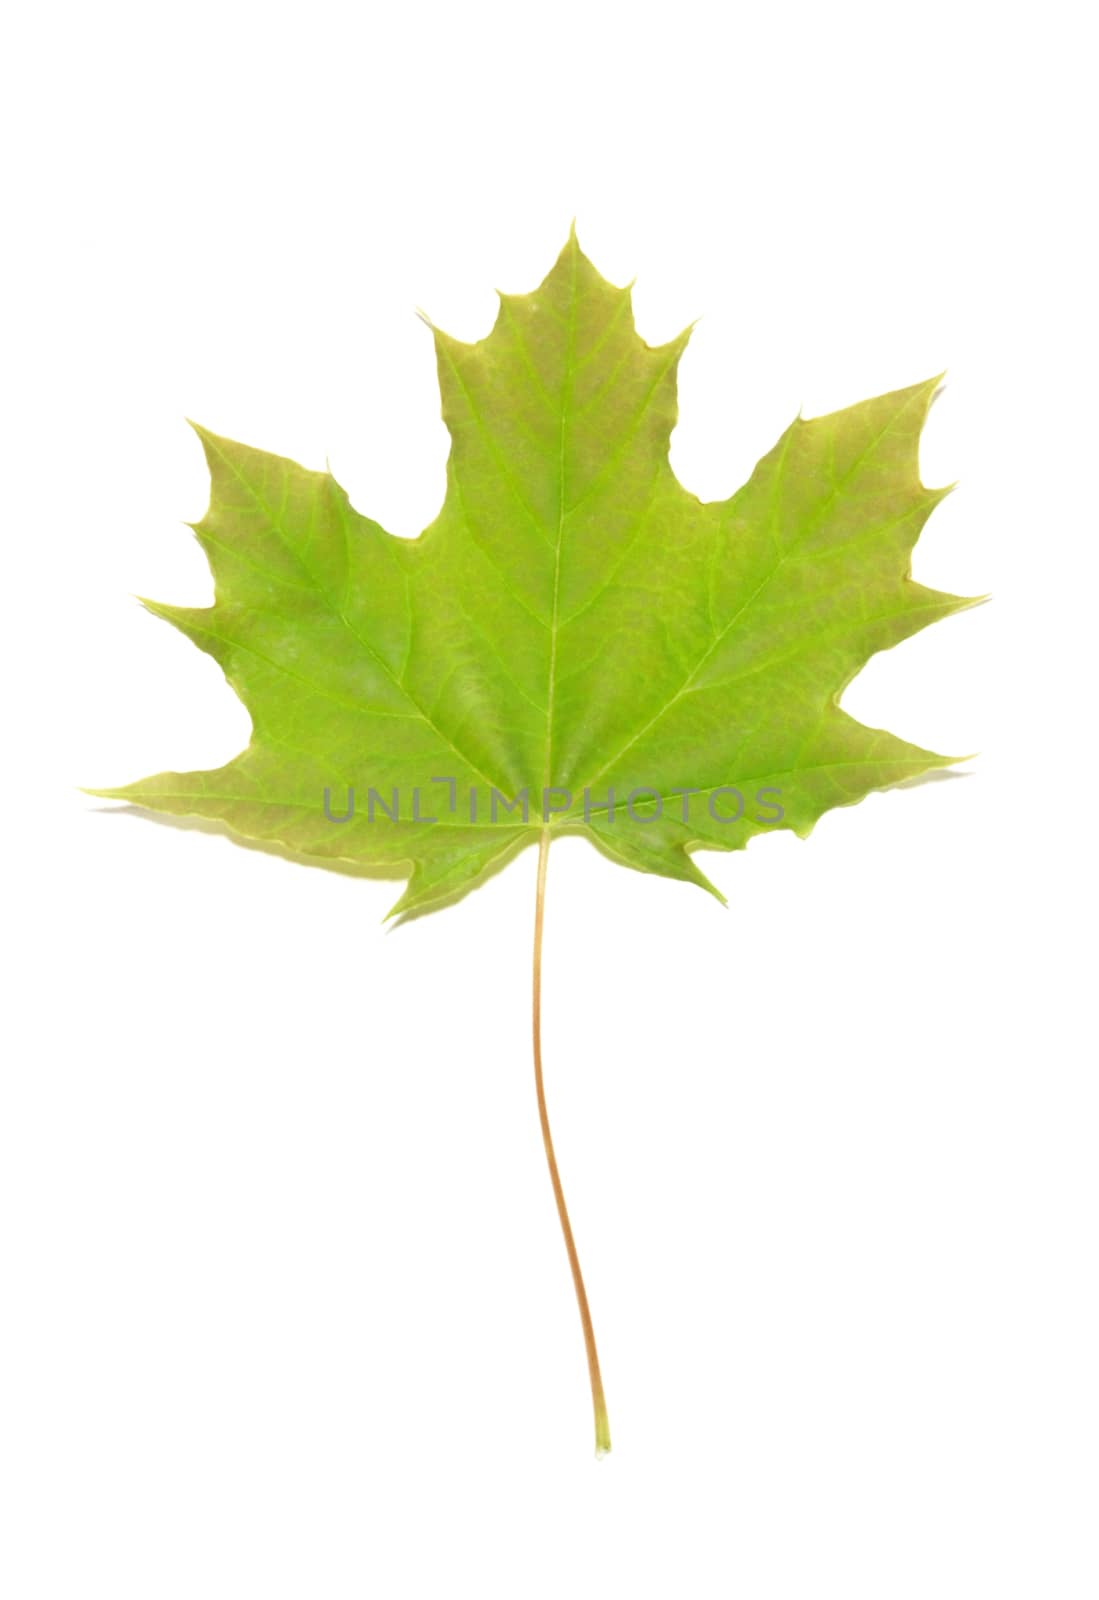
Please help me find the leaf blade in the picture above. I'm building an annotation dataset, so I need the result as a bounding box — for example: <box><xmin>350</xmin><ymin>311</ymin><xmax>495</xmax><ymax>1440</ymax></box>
<box><xmin>97</xmin><ymin>237</ymin><xmax>976</xmax><ymax>912</ymax></box>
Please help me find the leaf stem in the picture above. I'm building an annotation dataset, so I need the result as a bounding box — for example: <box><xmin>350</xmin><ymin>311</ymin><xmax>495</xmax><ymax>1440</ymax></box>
<box><xmin>532</xmin><ymin>828</ymin><xmax>611</xmax><ymax>1456</ymax></box>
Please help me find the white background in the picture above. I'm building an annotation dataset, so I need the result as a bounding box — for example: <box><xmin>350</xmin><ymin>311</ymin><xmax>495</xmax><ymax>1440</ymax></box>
<box><xmin>2</xmin><ymin>3</ymin><xmax>1096</xmax><ymax>1596</ymax></box>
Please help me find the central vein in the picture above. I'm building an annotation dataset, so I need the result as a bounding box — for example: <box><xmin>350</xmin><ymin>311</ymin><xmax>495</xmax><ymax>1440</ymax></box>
<box><xmin>542</xmin><ymin>240</ymin><xmax>578</xmax><ymax>797</ymax></box>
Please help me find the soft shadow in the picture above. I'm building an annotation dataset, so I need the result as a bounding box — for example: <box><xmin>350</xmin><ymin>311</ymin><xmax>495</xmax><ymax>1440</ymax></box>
<box><xmin>890</xmin><ymin>765</ymin><xmax>978</xmax><ymax>792</ymax></box>
<box><xmin>89</xmin><ymin>803</ymin><xmax>407</xmax><ymax>885</ymax></box>
<box><xmin>89</xmin><ymin>802</ymin><xmax>536</xmax><ymax>930</ymax></box>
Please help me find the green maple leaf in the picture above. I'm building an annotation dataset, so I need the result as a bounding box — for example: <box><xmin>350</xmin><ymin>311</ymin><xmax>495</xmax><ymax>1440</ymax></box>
<box><xmin>92</xmin><ymin>229</ymin><xmax>974</xmax><ymax>916</ymax></box>
<box><xmin>91</xmin><ymin>230</ymin><xmax>977</xmax><ymax>1454</ymax></box>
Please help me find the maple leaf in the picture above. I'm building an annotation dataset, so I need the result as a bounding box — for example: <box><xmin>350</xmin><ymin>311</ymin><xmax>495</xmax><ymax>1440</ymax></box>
<box><xmin>91</xmin><ymin>230</ymin><xmax>977</xmax><ymax>1455</ymax></box>
<box><xmin>91</xmin><ymin>229</ymin><xmax>975</xmax><ymax>919</ymax></box>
